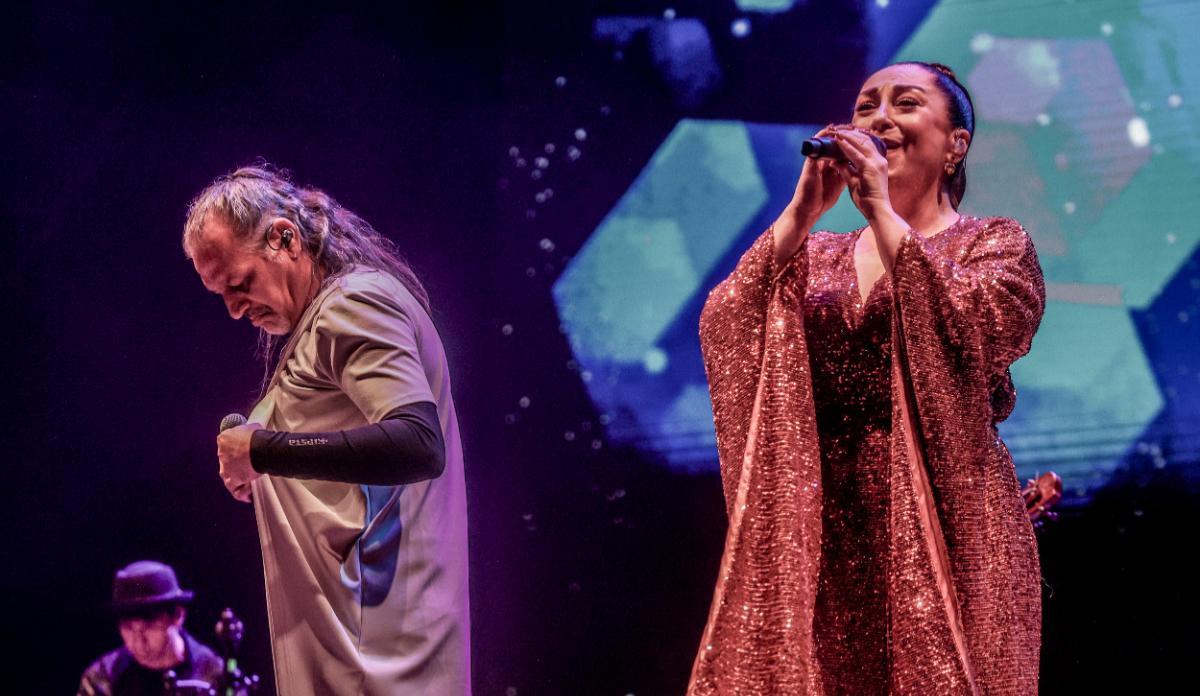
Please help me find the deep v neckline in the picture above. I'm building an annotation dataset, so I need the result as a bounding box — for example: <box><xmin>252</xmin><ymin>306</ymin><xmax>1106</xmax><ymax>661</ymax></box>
<box><xmin>847</xmin><ymin>229</ymin><xmax>887</xmax><ymax>325</ymax></box>
<box><xmin>845</xmin><ymin>216</ymin><xmax>968</xmax><ymax>324</ymax></box>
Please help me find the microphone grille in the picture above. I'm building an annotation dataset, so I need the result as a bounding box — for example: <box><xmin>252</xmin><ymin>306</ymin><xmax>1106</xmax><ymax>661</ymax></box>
<box><xmin>220</xmin><ymin>413</ymin><xmax>248</xmax><ymax>433</ymax></box>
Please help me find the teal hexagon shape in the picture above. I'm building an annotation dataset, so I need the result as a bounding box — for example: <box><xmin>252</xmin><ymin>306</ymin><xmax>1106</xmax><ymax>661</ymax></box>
<box><xmin>552</xmin><ymin>119</ymin><xmax>770</xmax><ymax>466</ymax></box>
<box><xmin>554</xmin><ymin>119</ymin><xmax>767</xmax><ymax>366</ymax></box>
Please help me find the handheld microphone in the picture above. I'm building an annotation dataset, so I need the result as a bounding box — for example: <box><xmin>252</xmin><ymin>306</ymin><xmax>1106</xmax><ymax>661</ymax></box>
<box><xmin>801</xmin><ymin>133</ymin><xmax>888</xmax><ymax>160</ymax></box>
<box><xmin>218</xmin><ymin>413</ymin><xmax>254</xmax><ymax>502</ymax></box>
<box><xmin>220</xmin><ymin>413</ymin><xmax>248</xmax><ymax>432</ymax></box>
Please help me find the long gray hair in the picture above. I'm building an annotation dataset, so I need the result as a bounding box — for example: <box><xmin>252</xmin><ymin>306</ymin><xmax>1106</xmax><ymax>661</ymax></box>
<box><xmin>183</xmin><ymin>162</ymin><xmax>431</xmax><ymax>370</ymax></box>
<box><xmin>183</xmin><ymin>162</ymin><xmax>431</xmax><ymax>312</ymax></box>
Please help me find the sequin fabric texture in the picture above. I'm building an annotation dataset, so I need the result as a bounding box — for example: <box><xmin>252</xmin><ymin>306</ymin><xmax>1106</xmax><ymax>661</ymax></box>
<box><xmin>689</xmin><ymin>216</ymin><xmax>1045</xmax><ymax>695</ymax></box>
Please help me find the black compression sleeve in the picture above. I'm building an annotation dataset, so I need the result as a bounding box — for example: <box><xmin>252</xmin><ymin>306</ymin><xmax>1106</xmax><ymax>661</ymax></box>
<box><xmin>248</xmin><ymin>401</ymin><xmax>445</xmax><ymax>486</ymax></box>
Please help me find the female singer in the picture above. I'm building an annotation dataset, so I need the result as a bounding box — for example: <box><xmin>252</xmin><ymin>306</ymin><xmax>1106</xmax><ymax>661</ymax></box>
<box><xmin>689</xmin><ymin>63</ymin><xmax>1044</xmax><ymax>695</ymax></box>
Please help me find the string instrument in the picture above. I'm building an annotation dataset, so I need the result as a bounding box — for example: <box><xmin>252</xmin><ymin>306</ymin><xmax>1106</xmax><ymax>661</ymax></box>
<box><xmin>164</xmin><ymin>608</ymin><xmax>260</xmax><ymax>695</ymax></box>
<box><xmin>213</xmin><ymin>608</ymin><xmax>262</xmax><ymax>695</ymax></box>
<box><xmin>1022</xmin><ymin>471</ymin><xmax>1063</xmax><ymax>527</ymax></box>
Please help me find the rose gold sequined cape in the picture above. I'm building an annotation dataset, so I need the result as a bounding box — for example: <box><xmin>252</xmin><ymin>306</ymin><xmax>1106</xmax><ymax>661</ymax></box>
<box><xmin>690</xmin><ymin>216</ymin><xmax>1044</xmax><ymax>695</ymax></box>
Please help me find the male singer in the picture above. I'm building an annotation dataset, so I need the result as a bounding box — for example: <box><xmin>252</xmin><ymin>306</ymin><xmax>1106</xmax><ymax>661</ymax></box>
<box><xmin>184</xmin><ymin>164</ymin><xmax>470</xmax><ymax>694</ymax></box>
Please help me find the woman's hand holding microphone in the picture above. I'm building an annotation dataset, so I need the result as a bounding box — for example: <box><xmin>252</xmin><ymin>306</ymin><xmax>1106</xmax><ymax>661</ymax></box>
<box><xmin>774</xmin><ymin>125</ymin><xmax>894</xmax><ymax>266</ymax></box>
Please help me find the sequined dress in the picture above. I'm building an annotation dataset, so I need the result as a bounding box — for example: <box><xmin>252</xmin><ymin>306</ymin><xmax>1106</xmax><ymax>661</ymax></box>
<box><xmin>689</xmin><ymin>216</ymin><xmax>1044</xmax><ymax>695</ymax></box>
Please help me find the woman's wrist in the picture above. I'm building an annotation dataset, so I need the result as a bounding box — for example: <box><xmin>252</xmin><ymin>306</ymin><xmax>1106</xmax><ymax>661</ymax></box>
<box><xmin>772</xmin><ymin>201</ymin><xmax>820</xmax><ymax>267</ymax></box>
<box><xmin>785</xmin><ymin>198</ymin><xmax>822</xmax><ymax>232</ymax></box>
<box><xmin>867</xmin><ymin>206</ymin><xmax>910</xmax><ymax>272</ymax></box>
<box><xmin>858</xmin><ymin>189</ymin><xmax>896</xmax><ymax>224</ymax></box>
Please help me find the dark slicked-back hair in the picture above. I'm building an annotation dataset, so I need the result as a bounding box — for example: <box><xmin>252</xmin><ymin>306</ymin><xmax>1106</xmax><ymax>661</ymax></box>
<box><xmin>898</xmin><ymin>61</ymin><xmax>975</xmax><ymax>208</ymax></box>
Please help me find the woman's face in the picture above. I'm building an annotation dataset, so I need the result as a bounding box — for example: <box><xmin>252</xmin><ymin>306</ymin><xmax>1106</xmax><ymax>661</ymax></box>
<box><xmin>850</xmin><ymin>64</ymin><xmax>963</xmax><ymax>193</ymax></box>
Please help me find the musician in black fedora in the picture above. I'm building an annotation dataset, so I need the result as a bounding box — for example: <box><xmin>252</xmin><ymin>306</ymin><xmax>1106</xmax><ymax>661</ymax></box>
<box><xmin>78</xmin><ymin>561</ymin><xmax>223</xmax><ymax>696</ymax></box>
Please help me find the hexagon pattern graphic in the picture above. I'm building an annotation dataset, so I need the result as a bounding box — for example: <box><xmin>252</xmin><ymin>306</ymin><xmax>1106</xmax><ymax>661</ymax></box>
<box><xmin>896</xmin><ymin>0</ymin><xmax>1199</xmax><ymax>489</ymax></box>
<box><xmin>969</xmin><ymin>39</ymin><xmax>1063</xmax><ymax>125</ymax></box>
<box><xmin>553</xmin><ymin>120</ymin><xmax>770</xmax><ymax>466</ymax></box>
<box><xmin>555</xmin><ymin>0</ymin><xmax>1200</xmax><ymax>490</ymax></box>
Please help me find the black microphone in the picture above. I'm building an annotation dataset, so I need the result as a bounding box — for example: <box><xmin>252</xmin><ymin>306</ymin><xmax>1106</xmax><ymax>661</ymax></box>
<box><xmin>801</xmin><ymin>133</ymin><xmax>888</xmax><ymax>160</ymax></box>
<box><xmin>220</xmin><ymin>413</ymin><xmax>248</xmax><ymax>432</ymax></box>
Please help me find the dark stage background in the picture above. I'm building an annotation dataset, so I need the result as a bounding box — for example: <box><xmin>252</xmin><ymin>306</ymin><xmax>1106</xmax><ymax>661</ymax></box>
<box><xmin>5</xmin><ymin>1</ymin><xmax>1198</xmax><ymax>693</ymax></box>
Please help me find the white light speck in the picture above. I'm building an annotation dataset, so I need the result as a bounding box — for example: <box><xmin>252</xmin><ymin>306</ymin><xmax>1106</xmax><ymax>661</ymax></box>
<box><xmin>535</xmin><ymin>156</ymin><xmax>550</xmax><ymax>169</ymax></box>
<box><xmin>501</xmin><ymin>324</ymin><xmax>514</xmax><ymax>335</ymax></box>
<box><xmin>544</xmin><ymin>143</ymin><xmax>556</xmax><ymax>154</ymax></box>
<box><xmin>555</xmin><ymin>76</ymin><xmax>567</xmax><ymax>88</ymax></box>
<box><xmin>1063</xmin><ymin>201</ymin><xmax>1076</xmax><ymax>215</ymax></box>
<box><xmin>508</xmin><ymin>146</ymin><xmax>519</xmax><ymax>157</ymax></box>
<box><xmin>567</xmin><ymin>146</ymin><xmax>582</xmax><ymax>161</ymax></box>
<box><xmin>643</xmin><ymin>348</ymin><xmax>668</xmax><ymax>374</ymax></box>
<box><xmin>1166</xmin><ymin>233</ymin><xmax>1177</xmax><ymax>244</ymax></box>
<box><xmin>731</xmin><ymin>18</ymin><xmax>751</xmax><ymax>38</ymax></box>
<box><xmin>518</xmin><ymin>396</ymin><xmax>530</xmax><ymax>408</ymax></box>
<box><xmin>539</xmin><ymin>238</ymin><xmax>555</xmax><ymax>252</ymax></box>
<box><xmin>970</xmin><ymin>33</ymin><xmax>995</xmax><ymax>54</ymax></box>
<box><xmin>1100</xmin><ymin>22</ymin><xmax>1113</xmax><ymax>36</ymax></box>
<box><xmin>564</xmin><ymin>430</ymin><xmax>576</xmax><ymax>441</ymax></box>
<box><xmin>663</xmin><ymin>8</ymin><xmax>676</xmax><ymax>20</ymax></box>
<box><xmin>1036</xmin><ymin>113</ymin><xmax>1052</xmax><ymax>126</ymax></box>
<box><xmin>876</xmin><ymin>0</ymin><xmax>889</xmax><ymax>7</ymax></box>
<box><xmin>574</xmin><ymin>128</ymin><xmax>588</xmax><ymax>141</ymax></box>
<box><xmin>1168</xmin><ymin>94</ymin><xmax>1182</xmax><ymax>108</ymax></box>
<box><xmin>1127</xmin><ymin>116</ymin><xmax>1151</xmax><ymax>147</ymax></box>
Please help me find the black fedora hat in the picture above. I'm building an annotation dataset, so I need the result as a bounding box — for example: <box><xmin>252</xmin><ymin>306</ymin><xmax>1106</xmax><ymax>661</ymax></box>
<box><xmin>111</xmin><ymin>560</ymin><xmax>195</xmax><ymax>614</ymax></box>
